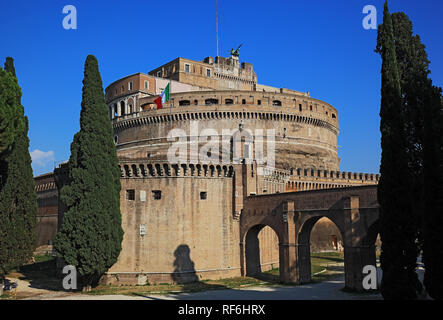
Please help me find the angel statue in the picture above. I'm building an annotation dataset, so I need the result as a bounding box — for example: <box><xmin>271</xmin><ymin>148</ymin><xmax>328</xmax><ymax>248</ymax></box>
<box><xmin>230</xmin><ymin>44</ymin><xmax>243</xmax><ymax>57</ymax></box>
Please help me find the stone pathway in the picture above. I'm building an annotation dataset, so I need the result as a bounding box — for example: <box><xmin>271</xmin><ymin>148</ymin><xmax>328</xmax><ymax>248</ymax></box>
<box><xmin>5</xmin><ymin>263</ymin><xmax>428</xmax><ymax>300</ymax></box>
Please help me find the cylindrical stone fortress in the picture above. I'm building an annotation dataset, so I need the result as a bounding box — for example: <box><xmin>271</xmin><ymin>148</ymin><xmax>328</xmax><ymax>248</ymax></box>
<box><xmin>97</xmin><ymin>55</ymin><xmax>375</xmax><ymax>285</ymax></box>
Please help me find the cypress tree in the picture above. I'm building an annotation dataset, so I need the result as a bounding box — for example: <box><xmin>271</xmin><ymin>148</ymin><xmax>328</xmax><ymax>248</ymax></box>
<box><xmin>423</xmin><ymin>84</ymin><xmax>443</xmax><ymax>299</ymax></box>
<box><xmin>376</xmin><ymin>1</ymin><xmax>422</xmax><ymax>299</ymax></box>
<box><xmin>0</xmin><ymin>65</ymin><xmax>22</xmax><ymax>157</ymax></box>
<box><xmin>4</xmin><ymin>57</ymin><xmax>16</xmax><ymax>77</ymax></box>
<box><xmin>388</xmin><ymin>13</ymin><xmax>432</xmax><ymax>254</ymax></box>
<box><xmin>0</xmin><ymin>58</ymin><xmax>37</xmax><ymax>293</ymax></box>
<box><xmin>54</xmin><ymin>55</ymin><xmax>123</xmax><ymax>290</ymax></box>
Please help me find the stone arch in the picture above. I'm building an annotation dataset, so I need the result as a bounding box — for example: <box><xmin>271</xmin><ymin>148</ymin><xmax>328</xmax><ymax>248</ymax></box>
<box><xmin>120</xmin><ymin>101</ymin><xmax>126</xmax><ymax>116</ymax></box>
<box><xmin>127</xmin><ymin>98</ymin><xmax>134</xmax><ymax>114</ymax></box>
<box><xmin>244</xmin><ymin>224</ymin><xmax>281</xmax><ymax>277</ymax></box>
<box><xmin>296</xmin><ymin>214</ymin><xmax>345</xmax><ymax>283</ymax></box>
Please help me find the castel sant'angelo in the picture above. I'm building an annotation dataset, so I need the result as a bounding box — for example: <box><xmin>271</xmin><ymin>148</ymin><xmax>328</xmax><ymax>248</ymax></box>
<box><xmin>35</xmin><ymin>50</ymin><xmax>380</xmax><ymax>286</ymax></box>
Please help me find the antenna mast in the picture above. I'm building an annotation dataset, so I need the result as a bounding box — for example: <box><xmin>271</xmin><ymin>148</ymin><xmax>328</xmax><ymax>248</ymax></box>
<box><xmin>216</xmin><ymin>0</ymin><xmax>219</xmax><ymax>57</ymax></box>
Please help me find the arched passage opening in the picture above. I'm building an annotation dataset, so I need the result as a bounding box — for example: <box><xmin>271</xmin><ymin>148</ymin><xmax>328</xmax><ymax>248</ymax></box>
<box><xmin>245</xmin><ymin>224</ymin><xmax>280</xmax><ymax>280</ymax></box>
<box><xmin>120</xmin><ymin>101</ymin><xmax>126</xmax><ymax>116</ymax></box>
<box><xmin>297</xmin><ymin>215</ymin><xmax>345</xmax><ymax>283</ymax></box>
<box><xmin>310</xmin><ymin>217</ymin><xmax>344</xmax><ymax>252</ymax></box>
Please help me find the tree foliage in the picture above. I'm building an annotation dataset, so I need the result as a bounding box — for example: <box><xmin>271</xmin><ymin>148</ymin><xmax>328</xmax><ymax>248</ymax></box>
<box><xmin>376</xmin><ymin>1</ymin><xmax>422</xmax><ymax>300</ymax></box>
<box><xmin>0</xmin><ymin>64</ymin><xmax>23</xmax><ymax>158</ymax></box>
<box><xmin>423</xmin><ymin>84</ymin><xmax>443</xmax><ymax>300</ymax></box>
<box><xmin>54</xmin><ymin>55</ymin><xmax>123</xmax><ymax>289</ymax></box>
<box><xmin>376</xmin><ymin>2</ymin><xmax>443</xmax><ymax>300</ymax></box>
<box><xmin>0</xmin><ymin>58</ymin><xmax>37</xmax><ymax>281</ymax></box>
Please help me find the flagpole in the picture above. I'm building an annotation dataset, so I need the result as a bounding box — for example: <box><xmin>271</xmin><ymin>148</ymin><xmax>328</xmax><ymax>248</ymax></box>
<box><xmin>169</xmin><ymin>79</ymin><xmax>172</xmax><ymax>114</ymax></box>
<box><xmin>216</xmin><ymin>0</ymin><xmax>219</xmax><ymax>57</ymax></box>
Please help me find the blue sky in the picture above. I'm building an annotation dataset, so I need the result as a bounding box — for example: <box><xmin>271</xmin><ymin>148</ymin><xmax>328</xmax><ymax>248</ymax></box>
<box><xmin>0</xmin><ymin>0</ymin><xmax>442</xmax><ymax>176</ymax></box>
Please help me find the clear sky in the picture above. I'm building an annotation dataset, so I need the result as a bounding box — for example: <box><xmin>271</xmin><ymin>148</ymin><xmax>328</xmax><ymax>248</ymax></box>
<box><xmin>0</xmin><ymin>0</ymin><xmax>442</xmax><ymax>176</ymax></box>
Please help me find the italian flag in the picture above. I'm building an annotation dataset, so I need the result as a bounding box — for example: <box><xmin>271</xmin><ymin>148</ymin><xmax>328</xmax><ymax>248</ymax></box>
<box><xmin>154</xmin><ymin>83</ymin><xmax>170</xmax><ymax>109</ymax></box>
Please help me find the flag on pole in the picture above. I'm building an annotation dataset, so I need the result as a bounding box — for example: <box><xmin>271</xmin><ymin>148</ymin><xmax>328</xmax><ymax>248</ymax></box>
<box><xmin>154</xmin><ymin>83</ymin><xmax>170</xmax><ymax>109</ymax></box>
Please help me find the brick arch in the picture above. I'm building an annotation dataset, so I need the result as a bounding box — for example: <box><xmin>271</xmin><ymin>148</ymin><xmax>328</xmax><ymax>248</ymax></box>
<box><xmin>240</xmin><ymin>186</ymin><xmax>379</xmax><ymax>290</ymax></box>
<box><xmin>295</xmin><ymin>214</ymin><xmax>345</xmax><ymax>283</ymax></box>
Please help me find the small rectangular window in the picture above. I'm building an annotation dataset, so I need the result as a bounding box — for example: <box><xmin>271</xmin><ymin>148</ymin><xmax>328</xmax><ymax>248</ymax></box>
<box><xmin>257</xmin><ymin>100</ymin><xmax>261</xmax><ymax>105</ymax></box>
<box><xmin>152</xmin><ymin>190</ymin><xmax>162</xmax><ymax>200</ymax></box>
<box><xmin>200</xmin><ymin>192</ymin><xmax>207</xmax><ymax>200</ymax></box>
<box><xmin>185</xmin><ymin>64</ymin><xmax>190</xmax><ymax>73</ymax></box>
<box><xmin>144</xmin><ymin>80</ymin><xmax>149</xmax><ymax>89</ymax></box>
<box><xmin>157</xmin><ymin>71</ymin><xmax>162</xmax><ymax>77</ymax></box>
<box><xmin>128</xmin><ymin>81</ymin><xmax>133</xmax><ymax>91</ymax></box>
<box><xmin>206</xmin><ymin>69</ymin><xmax>211</xmax><ymax>77</ymax></box>
<box><xmin>121</xmin><ymin>85</ymin><xmax>125</xmax><ymax>92</ymax></box>
<box><xmin>126</xmin><ymin>190</ymin><xmax>135</xmax><ymax>201</ymax></box>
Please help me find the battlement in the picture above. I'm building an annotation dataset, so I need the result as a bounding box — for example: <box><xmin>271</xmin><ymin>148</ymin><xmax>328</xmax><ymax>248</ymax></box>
<box><xmin>118</xmin><ymin>161</ymin><xmax>235</xmax><ymax>179</ymax></box>
<box><xmin>256</xmin><ymin>165</ymin><xmax>378</xmax><ymax>194</ymax></box>
<box><xmin>285</xmin><ymin>168</ymin><xmax>379</xmax><ymax>192</ymax></box>
<box><xmin>34</xmin><ymin>173</ymin><xmax>57</xmax><ymax>192</ymax></box>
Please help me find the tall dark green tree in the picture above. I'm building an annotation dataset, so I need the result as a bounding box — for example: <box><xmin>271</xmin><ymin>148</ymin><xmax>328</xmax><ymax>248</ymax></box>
<box><xmin>423</xmin><ymin>84</ymin><xmax>443</xmax><ymax>300</ymax></box>
<box><xmin>376</xmin><ymin>1</ymin><xmax>422</xmax><ymax>299</ymax></box>
<box><xmin>0</xmin><ymin>64</ymin><xmax>22</xmax><ymax>157</ymax></box>
<box><xmin>54</xmin><ymin>55</ymin><xmax>123</xmax><ymax>290</ymax></box>
<box><xmin>0</xmin><ymin>58</ymin><xmax>37</xmax><ymax>292</ymax></box>
<box><xmin>4</xmin><ymin>57</ymin><xmax>16</xmax><ymax>78</ymax></box>
<box><xmin>388</xmin><ymin>13</ymin><xmax>433</xmax><ymax>253</ymax></box>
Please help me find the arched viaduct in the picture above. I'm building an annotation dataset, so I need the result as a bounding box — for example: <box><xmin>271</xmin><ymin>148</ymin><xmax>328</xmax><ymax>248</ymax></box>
<box><xmin>240</xmin><ymin>185</ymin><xmax>379</xmax><ymax>291</ymax></box>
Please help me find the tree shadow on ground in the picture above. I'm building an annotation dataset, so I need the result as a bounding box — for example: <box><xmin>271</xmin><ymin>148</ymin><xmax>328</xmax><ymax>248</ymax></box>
<box><xmin>251</xmin><ymin>271</ymin><xmax>280</xmax><ymax>283</ymax></box>
<box><xmin>17</xmin><ymin>259</ymin><xmax>64</xmax><ymax>291</ymax></box>
<box><xmin>311</xmin><ymin>254</ymin><xmax>344</xmax><ymax>264</ymax></box>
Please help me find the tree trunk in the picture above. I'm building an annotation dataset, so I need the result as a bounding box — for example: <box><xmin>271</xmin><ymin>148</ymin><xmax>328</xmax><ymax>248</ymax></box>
<box><xmin>0</xmin><ymin>278</ymin><xmax>4</xmax><ymax>296</ymax></box>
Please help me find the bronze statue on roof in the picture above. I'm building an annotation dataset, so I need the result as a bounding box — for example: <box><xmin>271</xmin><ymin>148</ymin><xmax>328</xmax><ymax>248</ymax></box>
<box><xmin>230</xmin><ymin>44</ymin><xmax>242</xmax><ymax>57</ymax></box>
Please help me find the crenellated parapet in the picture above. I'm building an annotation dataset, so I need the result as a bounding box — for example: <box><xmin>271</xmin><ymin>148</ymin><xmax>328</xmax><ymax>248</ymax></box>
<box><xmin>254</xmin><ymin>165</ymin><xmax>379</xmax><ymax>194</ymax></box>
<box><xmin>118</xmin><ymin>161</ymin><xmax>235</xmax><ymax>179</ymax></box>
<box><xmin>35</xmin><ymin>181</ymin><xmax>56</xmax><ymax>192</ymax></box>
<box><xmin>285</xmin><ymin>168</ymin><xmax>379</xmax><ymax>192</ymax></box>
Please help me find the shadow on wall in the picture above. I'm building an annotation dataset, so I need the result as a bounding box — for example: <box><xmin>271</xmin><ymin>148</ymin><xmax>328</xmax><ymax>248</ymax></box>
<box><xmin>172</xmin><ymin>244</ymin><xmax>199</xmax><ymax>284</ymax></box>
<box><xmin>170</xmin><ymin>244</ymin><xmax>228</xmax><ymax>293</ymax></box>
